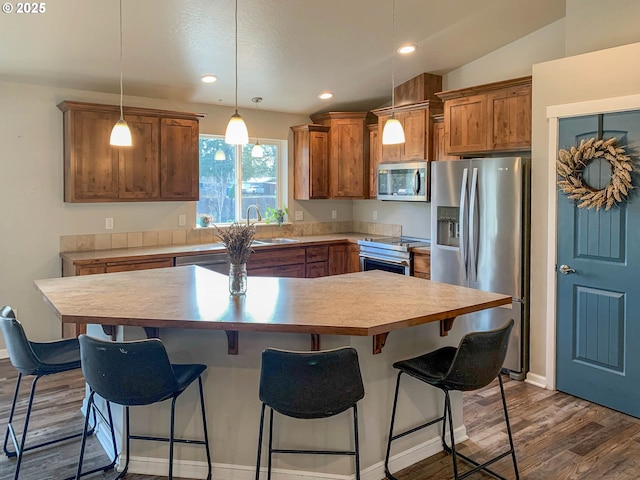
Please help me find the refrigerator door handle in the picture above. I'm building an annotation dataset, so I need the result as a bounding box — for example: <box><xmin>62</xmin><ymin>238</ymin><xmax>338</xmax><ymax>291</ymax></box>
<box><xmin>469</xmin><ymin>167</ymin><xmax>479</xmax><ymax>282</ymax></box>
<box><xmin>459</xmin><ymin>167</ymin><xmax>469</xmax><ymax>280</ymax></box>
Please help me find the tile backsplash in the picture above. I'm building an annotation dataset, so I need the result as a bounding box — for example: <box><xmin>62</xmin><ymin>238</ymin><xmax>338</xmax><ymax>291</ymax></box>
<box><xmin>59</xmin><ymin>221</ymin><xmax>403</xmax><ymax>252</ymax></box>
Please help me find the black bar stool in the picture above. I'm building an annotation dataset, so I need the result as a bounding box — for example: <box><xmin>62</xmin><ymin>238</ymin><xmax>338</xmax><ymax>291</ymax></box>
<box><xmin>75</xmin><ymin>335</ymin><xmax>212</xmax><ymax>480</ymax></box>
<box><xmin>0</xmin><ymin>306</ymin><xmax>115</xmax><ymax>480</ymax></box>
<box><xmin>384</xmin><ymin>319</ymin><xmax>519</xmax><ymax>480</ymax></box>
<box><xmin>255</xmin><ymin>347</ymin><xmax>365</xmax><ymax>480</ymax></box>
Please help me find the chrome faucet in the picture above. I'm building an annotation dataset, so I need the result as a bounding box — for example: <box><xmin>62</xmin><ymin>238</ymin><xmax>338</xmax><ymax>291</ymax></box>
<box><xmin>246</xmin><ymin>204</ymin><xmax>262</xmax><ymax>226</ymax></box>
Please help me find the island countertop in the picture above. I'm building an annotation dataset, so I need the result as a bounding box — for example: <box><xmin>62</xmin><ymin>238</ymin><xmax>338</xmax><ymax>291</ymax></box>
<box><xmin>34</xmin><ymin>266</ymin><xmax>510</xmax><ymax>354</ymax></box>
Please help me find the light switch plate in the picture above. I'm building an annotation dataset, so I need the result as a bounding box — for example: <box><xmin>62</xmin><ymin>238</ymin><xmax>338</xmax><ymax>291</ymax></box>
<box><xmin>178</xmin><ymin>214</ymin><xmax>186</xmax><ymax>226</ymax></box>
<box><xmin>331</xmin><ymin>210</ymin><xmax>337</xmax><ymax>219</ymax></box>
<box><xmin>373</xmin><ymin>210</ymin><xmax>378</xmax><ymax>220</ymax></box>
<box><xmin>105</xmin><ymin>217</ymin><xmax>114</xmax><ymax>230</ymax></box>
<box><xmin>295</xmin><ymin>211</ymin><xmax>304</xmax><ymax>221</ymax></box>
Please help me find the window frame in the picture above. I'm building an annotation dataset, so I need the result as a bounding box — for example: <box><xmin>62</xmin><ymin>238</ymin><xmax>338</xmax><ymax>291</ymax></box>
<box><xmin>197</xmin><ymin>134</ymin><xmax>287</xmax><ymax>225</ymax></box>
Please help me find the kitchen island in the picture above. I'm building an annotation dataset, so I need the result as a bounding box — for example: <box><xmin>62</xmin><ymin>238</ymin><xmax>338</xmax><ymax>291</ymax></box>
<box><xmin>35</xmin><ymin>267</ymin><xmax>511</xmax><ymax>479</ymax></box>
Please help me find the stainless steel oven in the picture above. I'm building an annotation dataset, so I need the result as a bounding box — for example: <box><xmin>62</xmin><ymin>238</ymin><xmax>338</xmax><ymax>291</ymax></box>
<box><xmin>358</xmin><ymin>237</ymin><xmax>430</xmax><ymax>276</ymax></box>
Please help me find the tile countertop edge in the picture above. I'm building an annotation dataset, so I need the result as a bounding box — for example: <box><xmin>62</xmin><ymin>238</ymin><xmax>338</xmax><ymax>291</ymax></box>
<box><xmin>60</xmin><ymin>233</ymin><xmax>384</xmax><ymax>264</ymax></box>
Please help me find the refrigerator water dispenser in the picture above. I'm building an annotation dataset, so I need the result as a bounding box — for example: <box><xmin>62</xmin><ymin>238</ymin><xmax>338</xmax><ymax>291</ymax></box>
<box><xmin>436</xmin><ymin>206</ymin><xmax>460</xmax><ymax>247</ymax></box>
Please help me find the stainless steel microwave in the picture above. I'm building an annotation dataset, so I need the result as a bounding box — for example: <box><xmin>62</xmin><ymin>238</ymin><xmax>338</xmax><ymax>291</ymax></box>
<box><xmin>377</xmin><ymin>162</ymin><xmax>429</xmax><ymax>201</ymax></box>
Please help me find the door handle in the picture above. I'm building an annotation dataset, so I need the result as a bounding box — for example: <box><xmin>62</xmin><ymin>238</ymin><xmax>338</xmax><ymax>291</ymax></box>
<box><xmin>559</xmin><ymin>264</ymin><xmax>576</xmax><ymax>275</ymax></box>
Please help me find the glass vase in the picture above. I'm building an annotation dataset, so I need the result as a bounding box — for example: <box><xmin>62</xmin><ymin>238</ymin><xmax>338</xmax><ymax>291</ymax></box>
<box><xmin>229</xmin><ymin>263</ymin><xmax>247</xmax><ymax>295</ymax></box>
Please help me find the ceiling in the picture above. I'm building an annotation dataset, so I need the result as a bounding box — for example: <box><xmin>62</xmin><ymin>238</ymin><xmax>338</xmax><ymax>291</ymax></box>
<box><xmin>0</xmin><ymin>0</ymin><xmax>566</xmax><ymax>116</ymax></box>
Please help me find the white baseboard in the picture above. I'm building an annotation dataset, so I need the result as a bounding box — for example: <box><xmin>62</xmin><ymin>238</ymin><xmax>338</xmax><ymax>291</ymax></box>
<box><xmin>0</xmin><ymin>348</ymin><xmax>8</xmax><ymax>360</ymax></box>
<box><xmin>96</xmin><ymin>425</ymin><xmax>468</xmax><ymax>480</ymax></box>
<box><xmin>524</xmin><ymin>372</ymin><xmax>548</xmax><ymax>389</ymax></box>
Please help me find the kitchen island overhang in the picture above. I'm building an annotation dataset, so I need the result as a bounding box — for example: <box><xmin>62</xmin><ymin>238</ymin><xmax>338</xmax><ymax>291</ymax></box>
<box><xmin>34</xmin><ymin>266</ymin><xmax>511</xmax><ymax>354</ymax></box>
<box><xmin>33</xmin><ymin>267</ymin><xmax>513</xmax><ymax>480</ymax></box>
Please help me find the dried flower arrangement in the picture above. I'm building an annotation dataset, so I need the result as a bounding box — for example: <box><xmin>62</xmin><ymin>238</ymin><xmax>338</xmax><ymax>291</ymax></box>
<box><xmin>213</xmin><ymin>222</ymin><xmax>256</xmax><ymax>264</ymax></box>
<box><xmin>557</xmin><ymin>137</ymin><xmax>634</xmax><ymax>210</ymax></box>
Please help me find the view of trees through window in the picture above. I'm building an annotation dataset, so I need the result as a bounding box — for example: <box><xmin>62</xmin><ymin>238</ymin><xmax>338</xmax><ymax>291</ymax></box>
<box><xmin>197</xmin><ymin>135</ymin><xmax>280</xmax><ymax>225</ymax></box>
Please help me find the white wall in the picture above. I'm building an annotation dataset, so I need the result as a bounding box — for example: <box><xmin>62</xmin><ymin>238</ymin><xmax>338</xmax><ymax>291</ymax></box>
<box><xmin>0</xmin><ymin>81</ymin><xmax>308</xmax><ymax>349</ymax></box>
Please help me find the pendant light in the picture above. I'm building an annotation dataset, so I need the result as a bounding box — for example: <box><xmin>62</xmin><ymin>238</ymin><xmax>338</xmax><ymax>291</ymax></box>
<box><xmin>109</xmin><ymin>0</ymin><xmax>132</xmax><ymax>147</ymax></box>
<box><xmin>214</xmin><ymin>149</ymin><xmax>226</xmax><ymax>161</ymax></box>
<box><xmin>251</xmin><ymin>96</ymin><xmax>264</xmax><ymax>158</ymax></box>
<box><xmin>381</xmin><ymin>0</ymin><xmax>405</xmax><ymax>146</ymax></box>
<box><xmin>225</xmin><ymin>0</ymin><xmax>249</xmax><ymax>145</ymax></box>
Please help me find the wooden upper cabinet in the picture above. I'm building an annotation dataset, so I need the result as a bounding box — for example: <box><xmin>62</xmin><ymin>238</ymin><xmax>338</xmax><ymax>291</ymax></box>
<box><xmin>437</xmin><ymin>76</ymin><xmax>531</xmax><ymax>155</ymax></box>
<box><xmin>372</xmin><ymin>101</ymin><xmax>443</xmax><ymax>165</ymax></box>
<box><xmin>432</xmin><ymin>115</ymin><xmax>460</xmax><ymax>161</ymax></box>
<box><xmin>443</xmin><ymin>94</ymin><xmax>487</xmax><ymax>154</ymax></box>
<box><xmin>292</xmin><ymin>124</ymin><xmax>330</xmax><ymax>200</ymax></box>
<box><xmin>160</xmin><ymin>117</ymin><xmax>199</xmax><ymax>200</ymax></box>
<box><xmin>57</xmin><ymin>101</ymin><xmax>204</xmax><ymax>203</ymax></box>
<box><xmin>486</xmin><ymin>84</ymin><xmax>532</xmax><ymax>151</ymax></box>
<box><xmin>309</xmin><ymin>111</ymin><xmax>371</xmax><ymax>199</ymax></box>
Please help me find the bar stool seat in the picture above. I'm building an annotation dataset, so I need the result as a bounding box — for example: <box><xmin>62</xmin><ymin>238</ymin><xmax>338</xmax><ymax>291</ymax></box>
<box><xmin>384</xmin><ymin>319</ymin><xmax>519</xmax><ymax>480</ymax></box>
<box><xmin>75</xmin><ymin>335</ymin><xmax>212</xmax><ymax>480</ymax></box>
<box><xmin>255</xmin><ymin>347</ymin><xmax>365</xmax><ymax>480</ymax></box>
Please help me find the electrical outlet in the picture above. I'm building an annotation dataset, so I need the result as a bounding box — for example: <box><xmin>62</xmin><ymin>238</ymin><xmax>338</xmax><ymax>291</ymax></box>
<box><xmin>331</xmin><ymin>210</ymin><xmax>337</xmax><ymax>220</ymax></box>
<box><xmin>105</xmin><ymin>217</ymin><xmax>114</xmax><ymax>230</ymax></box>
<box><xmin>295</xmin><ymin>210</ymin><xmax>304</xmax><ymax>221</ymax></box>
<box><xmin>178</xmin><ymin>214</ymin><xmax>186</xmax><ymax>226</ymax></box>
<box><xmin>373</xmin><ymin>210</ymin><xmax>378</xmax><ymax>220</ymax></box>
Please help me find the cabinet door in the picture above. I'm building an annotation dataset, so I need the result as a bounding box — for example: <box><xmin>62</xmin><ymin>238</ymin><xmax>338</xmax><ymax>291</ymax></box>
<box><xmin>67</xmin><ymin>109</ymin><xmax>120</xmax><ymax>201</ymax></box>
<box><xmin>401</xmin><ymin>109</ymin><xmax>427</xmax><ymax>160</ymax></box>
<box><xmin>119</xmin><ymin>115</ymin><xmax>160</xmax><ymax>199</ymax></box>
<box><xmin>378</xmin><ymin>114</ymin><xmax>402</xmax><ymax>163</ymax></box>
<box><xmin>432</xmin><ymin>121</ymin><xmax>460</xmax><ymax>161</ymax></box>
<box><xmin>487</xmin><ymin>85</ymin><xmax>531</xmax><ymax>151</ymax></box>
<box><xmin>444</xmin><ymin>94</ymin><xmax>487</xmax><ymax>154</ymax></box>
<box><xmin>330</xmin><ymin>118</ymin><xmax>367</xmax><ymax>197</ymax></box>
<box><xmin>347</xmin><ymin>244</ymin><xmax>361</xmax><ymax>273</ymax></box>
<box><xmin>105</xmin><ymin>258</ymin><xmax>174</xmax><ymax>273</ymax></box>
<box><xmin>306</xmin><ymin>261</ymin><xmax>328</xmax><ymax>278</ymax></box>
<box><xmin>413</xmin><ymin>252</ymin><xmax>431</xmax><ymax>279</ymax></box>
<box><xmin>309</xmin><ymin>130</ymin><xmax>330</xmax><ymax>198</ymax></box>
<box><xmin>250</xmin><ymin>263</ymin><xmax>306</xmax><ymax>278</ymax></box>
<box><xmin>160</xmin><ymin>118</ymin><xmax>199</xmax><ymax>200</ymax></box>
<box><xmin>328</xmin><ymin>244</ymin><xmax>348</xmax><ymax>275</ymax></box>
<box><xmin>368</xmin><ymin>124</ymin><xmax>380</xmax><ymax>198</ymax></box>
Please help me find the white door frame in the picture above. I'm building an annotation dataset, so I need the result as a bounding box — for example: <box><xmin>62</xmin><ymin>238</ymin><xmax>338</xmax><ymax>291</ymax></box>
<box><xmin>545</xmin><ymin>93</ymin><xmax>640</xmax><ymax>390</ymax></box>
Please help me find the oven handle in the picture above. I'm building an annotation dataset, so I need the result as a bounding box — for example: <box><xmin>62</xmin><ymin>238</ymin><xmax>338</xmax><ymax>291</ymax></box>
<box><xmin>359</xmin><ymin>253</ymin><xmax>410</xmax><ymax>266</ymax></box>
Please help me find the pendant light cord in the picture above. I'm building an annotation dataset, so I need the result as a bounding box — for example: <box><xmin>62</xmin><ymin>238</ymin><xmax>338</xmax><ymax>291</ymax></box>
<box><xmin>234</xmin><ymin>0</ymin><xmax>239</xmax><ymax>114</ymax></box>
<box><xmin>391</xmin><ymin>0</ymin><xmax>396</xmax><ymax>114</ymax></box>
<box><xmin>118</xmin><ymin>0</ymin><xmax>124</xmax><ymax>121</ymax></box>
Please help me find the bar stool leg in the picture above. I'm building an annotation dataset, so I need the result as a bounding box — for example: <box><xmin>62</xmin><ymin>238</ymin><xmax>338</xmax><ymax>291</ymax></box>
<box><xmin>353</xmin><ymin>404</ymin><xmax>361</xmax><ymax>480</ymax></box>
<box><xmin>255</xmin><ymin>403</ymin><xmax>267</xmax><ymax>480</ymax></box>
<box><xmin>443</xmin><ymin>391</ymin><xmax>460</xmax><ymax>479</ymax></box>
<box><xmin>384</xmin><ymin>371</ymin><xmax>403</xmax><ymax>480</ymax></box>
<box><xmin>197</xmin><ymin>377</ymin><xmax>212</xmax><ymax>480</ymax></box>
<box><xmin>3</xmin><ymin>373</ymin><xmax>22</xmax><ymax>458</ymax></box>
<box><xmin>267</xmin><ymin>408</ymin><xmax>275</xmax><ymax>480</ymax></box>
<box><xmin>498</xmin><ymin>376</ymin><xmax>520</xmax><ymax>479</ymax></box>
<box><xmin>169</xmin><ymin>397</ymin><xmax>177</xmax><ymax>480</ymax></box>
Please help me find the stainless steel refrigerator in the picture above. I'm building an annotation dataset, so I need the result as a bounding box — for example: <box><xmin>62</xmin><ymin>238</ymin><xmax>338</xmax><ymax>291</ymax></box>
<box><xmin>430</xmin><ymin>157</ymin><xmax>530</xmax><ymax>379</ymax></box>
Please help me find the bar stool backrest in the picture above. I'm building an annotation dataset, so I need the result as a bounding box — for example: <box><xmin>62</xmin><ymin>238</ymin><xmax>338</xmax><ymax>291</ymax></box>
<box><xmin>0</xmin><ymin>306</ymin><xmax>43</xmax><ymax>376</ymax></box>
<box><xmin>441</xmin><ymin>319</ymin><xmax>514</xmax><ymax>392</ymax></box>
<box><xmin>78</xmin><ymin>335</ymin><xmax>181</xmax><ymax>406</ymax></box>
<box><xmin>259</xmin><ymin>347</ymin><xmax>364</xmax><ymax>419</ymax></box>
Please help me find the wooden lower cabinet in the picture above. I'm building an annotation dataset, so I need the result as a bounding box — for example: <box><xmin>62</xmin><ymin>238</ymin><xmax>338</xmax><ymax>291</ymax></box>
<box><xmin>250</xmin><ymin>263</ymin><xmax>306</xmax><ymax>278</ymax></box>
<box><xmin>413</xmin><ymin>250</ymin><xmax>431</xmax><ymax>280</ymax></box>
<box><xmin>247</xmin><ymin>247</ymin><xmax>306</xmax><ymax>277</ymax></box>
<box><xmin>328</xmin><ymin>244</ymin><xmax>348</xmax><ymax>275</ymax></box>
<box><xmin>348</xmin><ymin>244</ymin><xmax>361</xmax><ymax>273</ymax></box>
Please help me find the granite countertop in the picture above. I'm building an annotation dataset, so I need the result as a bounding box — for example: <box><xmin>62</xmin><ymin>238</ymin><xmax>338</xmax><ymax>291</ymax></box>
<box><xmin>61</xmin><ymin>232</ymin><xmax>381</xmax><ymax>264</ymax></box>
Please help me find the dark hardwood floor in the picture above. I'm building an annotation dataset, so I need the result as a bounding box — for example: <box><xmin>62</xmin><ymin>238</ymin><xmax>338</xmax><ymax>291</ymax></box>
<box><xmin>2</xmin><ymin>358</ymin><xmax>640</xmax><ymax>479</ymax></box>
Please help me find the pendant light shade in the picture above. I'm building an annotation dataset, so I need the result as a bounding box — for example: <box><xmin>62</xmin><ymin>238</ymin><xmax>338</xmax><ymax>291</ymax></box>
<box><xmin>225</xmin><ymin>112</ymin><xmax>249</xmax><ymax>145</ymax></box>
<box><xmin>214</xmin><ymin>149</ymin><xmax>226</xmax><ymax>161</ymax></box>
<box><xmin>110</xmin><ymin>119</ymin><xmax>133</xmax><ymax>146</ymax></box>
<box><xmin>110</xmin><ymin>0</ymin><xmax>132</xmax><ymax>147</ymax></box>
<box><xmin>251</xmin><ymin>143</ymin><xmax>264</xmax><ymax>158</ymax></box>
<box><xmin>225</xmin><ymin>0</ymin><xmax>248</xmax><ymax>145</ymax></box>
<box><xmin>382</xmin><ymin>0</ymin><xmax>405</xmax><ymax>146</ymax></box>
<box><xmin>382</xmin><ymin>115</ymin><xmax>405</xmax><ymax>145</ymax></box>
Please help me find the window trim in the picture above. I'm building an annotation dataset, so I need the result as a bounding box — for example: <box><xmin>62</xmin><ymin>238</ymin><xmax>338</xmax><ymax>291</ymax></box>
<box><xmin>198</xmin><ymin>134</ymin><xmax>287</xmax><ymax>225</ymax></box>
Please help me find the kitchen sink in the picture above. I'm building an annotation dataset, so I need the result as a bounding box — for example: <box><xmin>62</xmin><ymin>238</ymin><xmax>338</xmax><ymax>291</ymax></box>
<box><xmin>253</xmin><ymin>238</ymin><xmax>300</xmax><ymax>245</ymax></box>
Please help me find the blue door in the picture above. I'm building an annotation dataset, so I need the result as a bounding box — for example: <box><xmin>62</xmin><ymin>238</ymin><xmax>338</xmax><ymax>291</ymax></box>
<box><xmin>556</xmin><ymin>110</ymin><xmax>640</xmax><ymax>417</ymax></box>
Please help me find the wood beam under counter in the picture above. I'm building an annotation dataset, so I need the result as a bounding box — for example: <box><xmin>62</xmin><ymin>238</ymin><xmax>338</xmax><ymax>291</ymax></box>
<box><xmin>34</xmin><ymin>266</ymin><xmax>511</xmax><ymax>479</ymax></box>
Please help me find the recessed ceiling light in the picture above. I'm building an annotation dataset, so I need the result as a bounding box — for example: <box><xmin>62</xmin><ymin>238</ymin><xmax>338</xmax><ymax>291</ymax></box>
<box><xmin>318</xmin><ymin>91</ymin><xmax>334</xmax><ymax>100</ymax></box>
<box><xmin>397</xmin><ymin>44</ymin><xmax>417</xmax><ymax>55</ymax></box>
<box><xmin>201</xmin><ymin>74</ymin><xmax>218</xmax><ymax>84</ymax></box>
